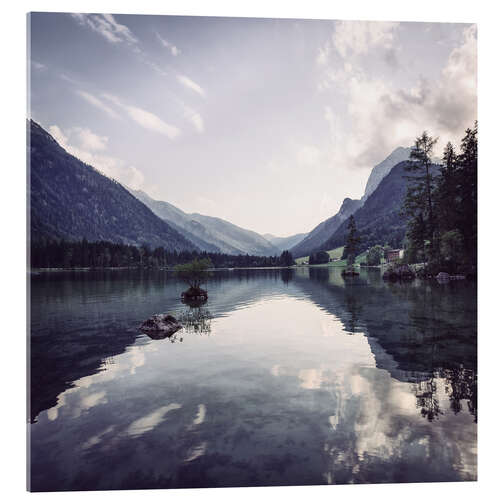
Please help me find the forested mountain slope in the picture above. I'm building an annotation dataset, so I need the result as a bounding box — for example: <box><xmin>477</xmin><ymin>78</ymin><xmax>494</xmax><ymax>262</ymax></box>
<box><xmin>29</xmin><ymin>120</ymin><xmax>197</xmax><ymax>251</ymax></box>
<box><xmin>290</xmin><ymin>198</ymin><xmax>362</xmax><ymax>258</ymax></box>
<box><xmin>319</xmin><ymin>161</ymin><xmax>439</xmax><ymax>253</ymax></box>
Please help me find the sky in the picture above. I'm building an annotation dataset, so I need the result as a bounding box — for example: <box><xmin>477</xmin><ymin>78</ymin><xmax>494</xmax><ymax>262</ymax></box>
<box><xmin>28</xmin><ymin>13</ymin><xmax>477</xmax><ymax>236</ymax></box>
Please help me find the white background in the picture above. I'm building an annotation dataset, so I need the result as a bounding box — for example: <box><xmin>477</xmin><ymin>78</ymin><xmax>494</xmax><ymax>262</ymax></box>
<box><xmin>1</xmin><ymin>1</ymin><xmax>498</xmax><ymax>499</ymax></box>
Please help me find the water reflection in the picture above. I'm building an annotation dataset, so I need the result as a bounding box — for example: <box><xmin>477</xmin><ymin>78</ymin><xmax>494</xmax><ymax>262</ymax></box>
<box><xmin>178</xmin><ymin>305</ymin><xmax>212</xmax><ymax>337</ymax></box>
<box><xmin>29</xmin><ymin>268</ymin><xmax>477</xmax><ymax>490</ymax></box>
<box><xmin>413</xmin><ymin>373</ymin><xmax>442</xmax><ymax>422</ymax></box>
<box><xmin>142</xmin><ymin>306</ymin><xmax>212</xmax><ymax>343</ymax></box>
<box><xmin>293</xmin><ymin>267</ymin><xmax>477</xmax><ymax>422</ymax></box>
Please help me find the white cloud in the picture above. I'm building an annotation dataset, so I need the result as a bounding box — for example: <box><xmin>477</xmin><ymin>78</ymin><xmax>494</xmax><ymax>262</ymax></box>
<box><xmin>177</xmin><ymin>74</ymin><xmax>206</xmax><ymax>97</ymax></box>
<box><xmin>70</xmin><ymin>13</ymin><xmax>138</xmax><ymax>45</ymax></box>
<box><xmin>101</xmin><ymin>14</ymin><xmax>138</xmax><ymax>44</ymax></box>
<box><xmin>47</xmin><ymin>124</ymin><xmax>145</xmax><ymax>190</ymax></box>
<box><xmin>126</xmin><ymin>105</ymin><xmax>180</xmax><ymax>139</ymax></box>
<box><xmin>48</xmin><ymin>125</ymin><xmax>68</xmax><ymax>148</ymax></box>
<box><xmin>155</xmin><ymin>32</ymin><xmax>180</xmax><ymax>56</ymax></box>
<box><xmin>318</xmin><ymin>24</ymin><xmax>477</xmax><ymax>170</ymax></box>
<box><xmin>102</xmin><ymin>93</ymin><xmax>180</xmax><ymax>139</ymax></box>
<box><xmin>332</xmin><ymin>21</ymin><xmax>400</xmax><ymax>58</ymax></box>
<box><xmin>74</xmin><ymin>127</ymin><xmax>109</xmax><ymax>151</ymax></box>
<box><xmin>128</xmin><ymin>166</ymin><xmax>145</xmax><ymax>190</ymax></box>
<box><xmin>76</xmin><ymin>90</ymin><xmax>121</xmax><ymax>119</ymax></box>
<box><xmin>316</xmin><ymin>21</ymin><xmax>400</xmax><ymax>87</ymax></box>
<box><xmin>182</xmin><ymin>104</ymin><xmax>204</xmax><ymax>133</ymax></box>
<box><xmin>60</xmin><ymin>74</ymin><xmax>81</xmax><ymax>86</ymax></box>
<box><xmin>49</xmin><ymin>124</ymin><xmax>121</xmax><ymax>177</ymax></box>
<box><xmin>432</xmin><ymin>24</ymin><xmax>477</xmax><ymax>133</ymax></box>
<box><xmin>316</xmin><ymin>45</ymin><xmax>330</xmax><ymax>66</ymax></box>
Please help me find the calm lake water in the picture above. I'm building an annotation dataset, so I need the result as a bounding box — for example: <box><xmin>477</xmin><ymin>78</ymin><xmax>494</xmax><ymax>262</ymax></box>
<box><xmin>28</xmin><ymin>267</ymin><xmax>477</xmax><ymax>491</ymax></box>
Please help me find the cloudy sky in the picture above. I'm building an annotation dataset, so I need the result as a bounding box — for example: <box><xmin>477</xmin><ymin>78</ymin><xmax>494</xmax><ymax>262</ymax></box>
<box><xmin>28</xmin><ymin>13</ymin><xmax>476</xmax><ymax>236</ymax></box>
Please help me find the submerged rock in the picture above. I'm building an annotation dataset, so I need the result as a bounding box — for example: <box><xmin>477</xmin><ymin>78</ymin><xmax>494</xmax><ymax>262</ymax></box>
<box><xmin>383</xmin><ymin>264</ymin><xmax>415</xmax><ymax>281</ymax></box>
<box><xmin>139</xmin><ymin>314</ymin><xmax>182</xmax><ymax>339</ymax></box>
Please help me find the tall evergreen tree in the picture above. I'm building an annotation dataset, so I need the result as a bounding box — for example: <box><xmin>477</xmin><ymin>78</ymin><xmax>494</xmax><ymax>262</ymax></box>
<box><xmin>436</xmin><ymin>142</ymin><xmax>459</xmax><ymax>234</ymax></box>
<box><xmin>279</xmin><ymin>250</ymin><xmax>295</xmax><ymax>267</ymax></box>
<box><xmin>344</xmin><ymin>215</ymin><xmax>360</xmax><ymax>266</ymax></box>
<box><xmin>456</xmin><ymin>122</ymin><xmax>478</xmax><ymax>265</ymax></box>
<box><xmin>403</xmin><ymin>123</ymin><xmax>477</xmax><ymax>273</ymax></box>
<box><xmin>403</xmin><ymin>131</ymin><xmax>438</xmax><ymax>262</ymax></box>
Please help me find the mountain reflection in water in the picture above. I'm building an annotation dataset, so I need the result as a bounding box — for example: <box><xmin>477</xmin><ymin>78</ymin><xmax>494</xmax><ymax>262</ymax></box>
<box><xmin>29</xmin><ymin>268</ymin><xmax>476</xmax><ymax>491</ymax></box>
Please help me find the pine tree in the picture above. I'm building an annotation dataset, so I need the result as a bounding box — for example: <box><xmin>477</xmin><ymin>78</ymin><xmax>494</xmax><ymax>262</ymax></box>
<box><xmin>403</xmin><ymin>131</ymin><xmax>438</xmax><ymax>263</ymax></box>
<box><xmin>456</xmin><ymin>122</ymin><xmax>478</xmax><ymax>265</ymax></box>
<box><xmin>279</xmin><ymin>250</ymin><xmax>294</xmax><ymax>267</ymax></box>
<box><xmin>436</xmin><ymin>142</ymin><xmax>459</xmax><ymax>234</ymax></box>
<box><xmin>344</xmin><ymin>215</ymin><xmax>360</xmax><ymax>266</ymax></box>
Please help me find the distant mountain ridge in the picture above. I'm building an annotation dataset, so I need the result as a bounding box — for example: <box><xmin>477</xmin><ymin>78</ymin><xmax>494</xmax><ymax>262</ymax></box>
<box><xmin>290</xmin><ymin>146</ymin><xmax>413</xmax><ymax>258</ymax></box>
<box><xmin>318</xmin><ymin>160</ymin><xmax>440</xmax><ymax>253</ymax></box>
<box><xmin>262</xmin><ymin>233</ymin><xmax>307</xmax><ymax>252</ymax></box>
<box><xmin>129</xmin><ymin>190</ymin><xmax>220</xmax><ymax>252</ymax></box>
<box><xmin>361</xmin><ymin>146</ymin><xmax>412</xmax><ymax>201</ymax></box>
<box><xmin>131</xmin><ymin>189</ymin><xmax>281</xmax><ymax>256</ymax></box>
<box><xmin>30</xmin><ymin>119</ymin><xmax>420</xmax><ymax>259</ymax></box>
<box><xmin>290</xmin><ymin>198</ymin><xmax>362</xmax><ymax>258</ymax></box>
<box><xmin>29</xmin><ymin>120</ymin><xmax>197</xmax><ymax>252</ymax></box>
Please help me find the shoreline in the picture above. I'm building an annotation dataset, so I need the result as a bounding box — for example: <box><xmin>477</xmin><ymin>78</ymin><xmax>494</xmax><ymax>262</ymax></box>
<box><xmin>30</xmin><ymin>265</ymin><xmax>304</xmax><ymax>273</ymax></box>
<box><xmin>30</xmin><ymin>263</ymin><xmax>365</xmax><ymax>273</ymax></box>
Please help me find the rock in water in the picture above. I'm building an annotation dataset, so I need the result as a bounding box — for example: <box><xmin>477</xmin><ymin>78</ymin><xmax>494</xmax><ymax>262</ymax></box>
<box><xmin>181</xmin><ymin>287</ymin><xmax>208</xmax><ymax>302</ymax></box>
<box><xmin>383</xmin><ymin>264</ymin><xmax>415</xmax><ymax>281</ymax></box>
<box><xmin>139</xmin><ymin>314</ymin><xmax>182</xmax><ymax>339</ymax></box>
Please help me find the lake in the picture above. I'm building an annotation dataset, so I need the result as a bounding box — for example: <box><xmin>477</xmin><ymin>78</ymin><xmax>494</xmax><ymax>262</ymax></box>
<box><xmin>28</xmin><ymin>267</ymin><xmax>477</xmax><ymax>491</ymax></box>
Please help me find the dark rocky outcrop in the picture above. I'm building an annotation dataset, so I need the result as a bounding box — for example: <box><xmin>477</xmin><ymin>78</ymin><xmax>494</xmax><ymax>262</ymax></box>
<box><xmin>139</xmin><ymin>314</ymin><xmax>182</xmax><ymax>339</ymax></box>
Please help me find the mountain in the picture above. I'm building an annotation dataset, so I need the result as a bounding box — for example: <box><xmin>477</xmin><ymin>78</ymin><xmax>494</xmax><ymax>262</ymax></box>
<box><xmin>262</xmin><ymin>233</ymin><xmax>307</xmax><ymax>252</ymax></box>
<box><xmin>130</xmin><ymin>189</ymin><xmax>281</xmax><ymax>257</ymax></box>
<box><xmin>318</xmin><ymin>160</ymin><xmax>439</xmax><ymax>253</ymax></box>
<box><xmin>29</xmin><ymin>120</ymin><xmax>197</xmax><ymax>252</ymax></box>
<box><xmin>290</xmin><ymin>198</ymin><xmax>362</xmax><ymax>258</ymax></box>
<box><xmin>129</xmin><ymin>190</ymin><xmax>220</xmax><ymax>252</ymax></box>
<box><xmin>290</xmin><ymin>147</ymin><xmax>412</xmax><ymax>258</ymax></box>
<box><xmin>186</xmin><ymin>213</ymin><xmax>281</xmax><ymax>256</ymax></box>
<box><xmin>361</xmin><ymin>147</ymin><xmax>412</xmax><ymax>201</ymax></box>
